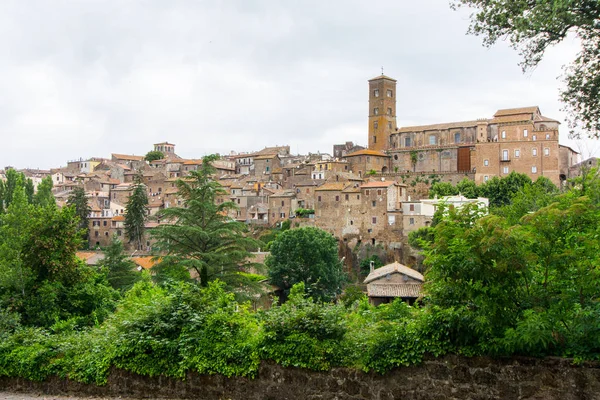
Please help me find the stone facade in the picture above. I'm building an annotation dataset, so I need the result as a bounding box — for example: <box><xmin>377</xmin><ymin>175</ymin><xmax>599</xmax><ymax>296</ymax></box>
<box><xmin>3</xmin><ymin>356</ymin><xmax>600</xmax><ymax>400</ymax></box>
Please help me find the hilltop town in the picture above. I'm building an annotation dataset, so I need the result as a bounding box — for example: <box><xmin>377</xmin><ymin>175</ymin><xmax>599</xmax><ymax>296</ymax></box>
<box><xmin>1</xmin><ymin>75</ymin><xmax>594</xmax><ymax>265</ymax></box>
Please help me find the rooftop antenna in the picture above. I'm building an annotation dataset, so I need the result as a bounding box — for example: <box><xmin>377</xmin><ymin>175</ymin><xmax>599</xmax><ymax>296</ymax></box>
<box><xmin>381</xmin><ymin>66</ymin><xmax>384</xmax><ymax>75</ymax></box>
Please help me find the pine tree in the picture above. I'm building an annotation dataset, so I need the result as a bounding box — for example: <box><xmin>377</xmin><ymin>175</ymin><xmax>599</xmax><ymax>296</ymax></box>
<box><xmin>100</xmin><ymin>236</ymin><xmax>141</xmax><ymax>291</ymax></box>
<box><xmin>67</xmin><ymin>186</ymin><xmax>91</xmax><ymax>245</ymax></box>
<box><xmin>151</xmin><ymin>154</ymin><xmax>260</xmax><ymax>289</ymax></box>
<box><xmin>124</xmin><ymin>182</ymin><xmax>149</xmax><ymax>250</ymax></box>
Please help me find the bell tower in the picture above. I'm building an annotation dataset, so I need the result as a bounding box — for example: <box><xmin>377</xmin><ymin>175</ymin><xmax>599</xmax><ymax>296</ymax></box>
<box><xmin>368</xmin><ymin>74</ymin><xmax>397</xmax><ymax>151</ymax></box>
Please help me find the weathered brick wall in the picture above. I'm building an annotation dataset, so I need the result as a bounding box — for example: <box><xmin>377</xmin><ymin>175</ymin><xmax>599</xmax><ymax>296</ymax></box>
<box><xmin>2</xmin><ymin>356</ymin><xmax>600</xmax><ymax>400</ymax></box>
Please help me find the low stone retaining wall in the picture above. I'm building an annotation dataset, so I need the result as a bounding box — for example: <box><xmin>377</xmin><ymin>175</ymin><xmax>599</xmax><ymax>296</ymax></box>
<box><xmin>2</xmin><ymin>355</ymin><xmax>600</xmax><ymax>399</ymax></box>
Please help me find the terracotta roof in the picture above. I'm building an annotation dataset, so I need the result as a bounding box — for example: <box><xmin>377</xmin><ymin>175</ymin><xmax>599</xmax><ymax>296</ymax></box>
<box><xmin>112</xmin><ymin>215</ymin><xmax>125</xmax><ymax>221</ymax></box>
<box><xmin>367</xmin><ymin>283</ymin><xmax>422</xmax><ymax>298</ymax></box>
<box><xmin>116</xmin><ymin>163</ymin><xmax>132</xmax><ymax>170</ymax></box>
<box><xmin>537</xmin><ymin>115</ymin><xmax>560</xmax><ymax>123</ymax></box>
<box><xmin>76</xmin><ymin>251</ymin><xmax>105</xmax><ymax>266</ymax></box>
<box><xmin>315</xmin><ymin>182</ymin><xmax>348</xmax><ymax>192</ymax></box>
<box><xmin>183</xmin><ymin>159</ymin><xmax>202</xmax><ymax>165</ymax></box>
<box><xmin>397</xmin><ymin>120</ymin><xmax>483</xmax><ymax>133</ymax></box>
<box><xmin>360</xmin><ymin>181</ymin><xmax>397</xmax><ymax>189</ymax></box>
<box><xmin>344</xmin><ymin>149</ymin><xmax>389</xmax><ymax>157</ymax></box>
<box><xmin>131</xmin><ymin>256</ymin><xmax>160</xmax><ymax>270</ymax></box>
<box><xmin>368</xmin><ymin>74</ymin><xmax>397</xmax><ymax>82</ymax></box>
<box><xmin>494</xmin><ymin>106</ymin><xmax>539</xmax><ymax>117</ymax></box>
<box><xmin>364</xmin><ymin>262</ymin><xmax>424</xmax><ymax>284</ymax></box>
<box><xmin>112</xmin><ymin>153</ymin><xmax>145</xmax><ymax>161</ymax></box>
<box><xmin>254</xmin><ymin>154</ymin><xmax>278</xmax><ymax>160</ymax></box>
<box><xmin>342</xmin><ymin>185</ymin><xmax>360</xmax><ymax>193</ymax></box>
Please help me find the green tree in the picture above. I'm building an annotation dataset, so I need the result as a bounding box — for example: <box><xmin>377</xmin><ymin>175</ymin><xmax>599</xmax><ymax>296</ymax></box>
<box><xmin>124</xmin><ymin>183</ymin><xmax>149</xmax><ymax>250</ymax></box>
<box><xmin>359</xmin><ymin>254</ymin><xmax>383</xmax><ymax>276</ymax></box>
<box><xmin>479</xmin><ymin>172</ymin><xmax>532</xmax><ymax>208</ymax></box>
<box><xmin>33</xmin><ymin>176</ymin><xmax>55</xmax><ymax>208</ymax></box>
<box><xmin>100</xmin><ymin>236</ymin><xmax>141</xmax><ymax>291</ymax></box>
<box><xmin>151</xmin><ymin>154</ymin><xmax>259</xmax><ymax>290</ymax></box>
<box><xmin>4</xmin><ymin>169</ymin><xmax>19</xmax><ymax>208</ymax></box>
<box><xmin>451</xmin><ymin>0</ymin><xmax>600</xmax><ymax>139</ymax></box>
<box><xmin>24</xmin><ymin>179</ymin><xmax>34</xmax><ymax>204</ymax></box>
<box><xmin>145</xmin><ymin>150</ymin><xmax>165</xmax><ymax>162</ymax></box>
<box><xmin>0</xmin><ymin>180</ymin><xmax>5</xmax><ymax>214</ymax></box>
<box><xmin>67</xmin><ymin>187</ymin><xmax>91</xmax><ymax>245</ymax></box>
<box><xmin>266</xmin><ymin>227</ymin><xmax>346</xmax><ymax>302</ymax></box>
<box><xmin>456</xmin><ymin>178</ymin><xmax>478</xmax><ymax>199</ymax></box>
<box><xmin>429</xmin><ymin>181</ymin><xmax>458</xmax><ymax>198</ymax></box>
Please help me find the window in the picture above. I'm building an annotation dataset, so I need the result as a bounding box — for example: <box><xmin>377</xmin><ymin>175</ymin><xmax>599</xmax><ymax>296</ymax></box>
<box><xmin>306</xmin><ymin>188</ymin><xmax>310</xmax><ymax>193</ymax></box>
<box><xmin>455</xmin><ymin>132</ymin><xmax>461</xmax><ymax>143</ymax></box>
<box><xmin>281</xmin><ymin>201</ymin><xmax>284</xmax><ymax>206</ymax></box>
<box><xmin>532</xmin><ymin>148</ymin><xmax>538</xmax><ymax>156</ymax></box>
<box><xmin>345</xmin><ymin>194</ymin><xmax>349</xmax><ymax>201</ymax></box>
<box><xmin>372</xmin><ymin>200</ymin><xmax>376</xmax><ymax>207</ymax></box>
<box><xmin>388</xmin><ymin>122</ymin><xmax>392</xmax><ymax>129</ymax></box>
<box><xmin>501</xmin><ymin>131</ymin><xmax>506</xmax><ymax>139</ymax></box>
<box><xmin>318</xmin><ymin>196</ymin><xmax>322</xmax><ymax>202</ymax></box>
<box><xmin>335</xmin><ymin>195</ymin><xmax>339</xmax><ymax>201</ymax></box>
<box><xmin>372</xmin><ymin>217</ymin><xmax>377</xmax><ymax>224</ymax></box>
<box><xmin>350</xmin><ymin>220</ymin><xmax>353</xmax><ymax>225</ymax></box>
<box><xmin>546</xmin><ymin>134</ymin><xmax>551</xmax><ymax>139</ymax></box>
<box><xmin>532</xmin><ymin>166</ymin><xmax>538</xmax><ymax>173</ymax></box>
<box><xmin>503</xmin><ymin>166</ymin><xmax>509</xmax><ymax>174</ymax></box>
<box><xmin>365</xmin><ymin>190</ymin><xmax>370</xmax><ymax>195</ymax></box>
<box><xmin>280</xmin><ymin>213</ymin><xmax>285</xmax><ymax>218</ymax></box>
<box><xmin>544</xmin><ymin>148</ymin><xmax>550</xmax><ymax>156</ymax></box>
<box><xmin>523</xmin><ymin>129</ymin><xmax>528</xmax><ymax>137</ymax></box>
<box><xmin>484</xmin><ymin>176</ymin><xmax>489</xmax><ymax>182</ymax></box>
<box><xmin>484</xmin><ymin>159</ymin><xmax>489</xmax><ymax>166</ymax></box>
<box><xmin>409</xmin><ymin>217</ymin><xmax>415</xmax><ymax>225</ymax></box>
<box><xmin>405</xmin><ymin>137</ymin><xmax>411</xmax><ymax>147</ymax></box>
<box><xmin>104</xmin><ymin>232</ymin><xmax>109</xmax><ymax>236</ymax></box>
<box><xmin>387</xmin><ymin>107</ymin><xmax>392</xmax><ymax>115</ymax></box>
<box><xmin>103</xmin><ymin>220</ymin><xmax>107</xmax><ymax>226</ymax></box>
<box><xmin>377</xmin><ymin>189</ymin><xmax>382</xmax><ymax>195</ymax></box>
<box><xmin>409</xmin><ymin>204</ymin><xmax>415</xmax><ymax>211</ymax></box>
<box><xmin>394</xmin><ymin>154</ymin><xmax>398</xmax><ymax>160</ymax></box>
<box><xmin>386</xmin><ymin>89</ymin><xmax>393</xmax><ymax>97</ymax></box>
<box><xmin>266</xmin><ymin>166</ymin><xmax>270</xmax><ymax>172</ymax></box>
<box><xmin>429</xmin><ymin>135</ymin><xmax>436</xmax><ymax>145</ymax></box>
<box><xmin>373</xmin><ymin>121</ymin><xmax>378</xmax><ymax>129</ymax></box>
<box><xmin>374</xmin><ymin>89</ymin><xmax>379</xmax><ymax>97</ymax></box>
<box><xmin>532</xmin><ymin>135</ymin><xmax>537</xmax><ymax>141</ymax></box>
<box><xmin>514</xmin><ymin>149</ymin><xmax>520</xmax><ymax>158</ymax></box>
<box><xmin>117</xmin><ymin>230</ymin><xmax>121</xmax><ymax>236</ymax></box>
<box><xmin>366</xmin><ymin>156</ymin><xmax>370</xmax><ymax>162</ymax></box>
<box><xmin>373</xmin><ymin>108</ymin><xmax>379</xmax><ymax>115</ymax></box>
<box><xmin>95</xmin><ymin>231</ymin><xmax>99</xmax><ymax>237</ymax></box>
<box><xmin>502</xmin><ymin>150</ymin><xmax>509</xmax><ymax>161</ymax></box>
<box><xmin>373</xmin><ymin>136</ymin><xmax>377</xmax><ymax>143</ymax></box>
<box><xmin>356</xmin><ymin>194</ymin><xmax>360</xmax><ymax>200</ymax></box>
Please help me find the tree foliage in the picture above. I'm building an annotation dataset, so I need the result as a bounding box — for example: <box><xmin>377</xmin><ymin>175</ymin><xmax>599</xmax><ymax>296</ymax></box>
<box><xmin>151</xmin><ymin>155</ymin><xmax>259</xmax><ymax>291</ymax></box>
<box><xmin>451</xmin><ymin>0</ymin><xmax>600</xmax><ymax>139</ymax></box>
<box><xmin>67</xmin><ymin>186</ymin><xmax>91</xmax><ymax>245</ymax></box>
<box><xmin>100</xmin><ymin>236</ymin><xmax>142</xmax><ymax>291</ymax></box>
<box><xmin>33</xmin><ymin>176</ymin><xmax>55</xmax><ymax>208</ymax></box>
<box><xmin>266</xmin><ymin>227</ymin><xmax>346</xmax><ymax>302</ymax></box>
<box><xmin>124</xmin><ymin>183</ymin><xmax>148</xmax><ymax>250</ymax></box>
<box><xmin>144</xmin><ymin>150</ymin><xmax>165</xmax><ymax>162</ymax></box>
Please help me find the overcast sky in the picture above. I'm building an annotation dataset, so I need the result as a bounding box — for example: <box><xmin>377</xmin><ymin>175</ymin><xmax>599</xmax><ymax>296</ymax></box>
<box><xmin>1</xmin><ymin>0</ymin><xmax>597</xmax><ymax>170</ymax></box>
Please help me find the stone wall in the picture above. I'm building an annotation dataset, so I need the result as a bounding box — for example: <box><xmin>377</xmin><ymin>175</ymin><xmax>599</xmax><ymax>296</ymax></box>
<box><xmin>2</xmin><ymin>356</ymin><xmax>600</xmax><ymax>400</ymax></box>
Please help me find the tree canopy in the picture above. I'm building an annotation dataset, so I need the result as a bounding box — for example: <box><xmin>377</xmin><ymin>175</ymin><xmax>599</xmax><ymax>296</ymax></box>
<box><xmin>145</xmin><ymin>150</ymin><xmax>165</xmax><ymax>162</ymax></box>
<box><xmin>451</xmin><ymin>0</ymin><xmax>600</xmax><ymax>139</ymax></box>
<box><xmin>124</xmin><ymin>182</ymin><xmax>148</xmax><ymax>250</ymax></box>
<box><xmin>266</xmin><ymin>226</ymin><xmax>346</xmax><ymax>302</ymax></box>
<box><xmin>67</xmin><ymin>186</ymin><xmax>91</xmax><ymax>246</ymax></box>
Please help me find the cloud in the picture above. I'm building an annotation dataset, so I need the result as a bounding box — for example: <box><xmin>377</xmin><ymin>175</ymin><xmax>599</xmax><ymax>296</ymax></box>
<box><xmin>0</xmin><ymin>0</ymin><xmax>594</xmax><ymax>169</ymax></box>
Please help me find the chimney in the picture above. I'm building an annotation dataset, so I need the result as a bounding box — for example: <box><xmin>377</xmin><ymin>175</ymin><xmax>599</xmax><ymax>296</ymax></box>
<box><xmin>370</xmin><ymin>261</ymin><xmax>375</xmax><ymax>273</ymax></box>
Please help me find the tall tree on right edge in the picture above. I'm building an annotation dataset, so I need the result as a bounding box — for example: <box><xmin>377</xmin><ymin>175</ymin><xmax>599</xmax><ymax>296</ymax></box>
<box><xmin>124</xmin><ymin>179</ymin><xmax>149</xmax><ymax>251</ymax></box>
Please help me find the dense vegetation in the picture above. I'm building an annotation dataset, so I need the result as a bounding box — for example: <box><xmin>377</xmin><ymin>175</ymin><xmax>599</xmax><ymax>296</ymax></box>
<box><xmin>0</xmin><ymin>165</ymin><xmax>599</xmax><ymax>383</ymax></box>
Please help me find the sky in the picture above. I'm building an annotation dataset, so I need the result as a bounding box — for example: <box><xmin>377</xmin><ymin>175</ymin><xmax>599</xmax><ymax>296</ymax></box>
<box><xmin>1</xmin><ymin>0</ymin><xmax>598</xmax><ymax>170</ymax></box>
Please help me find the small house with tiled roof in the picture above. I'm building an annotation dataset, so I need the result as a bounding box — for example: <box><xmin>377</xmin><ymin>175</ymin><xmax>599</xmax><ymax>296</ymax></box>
<box><xmin>364</xmin><ymin>262</ymin><xmax>423</xmax><ymax>306</ymax></box>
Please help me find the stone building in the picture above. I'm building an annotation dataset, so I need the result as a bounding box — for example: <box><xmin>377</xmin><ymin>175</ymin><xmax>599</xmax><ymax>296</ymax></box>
<box><xmin>365</xmin><ymin>74</ymin><xmax>579</xmax><ymax>187</ymax></box>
